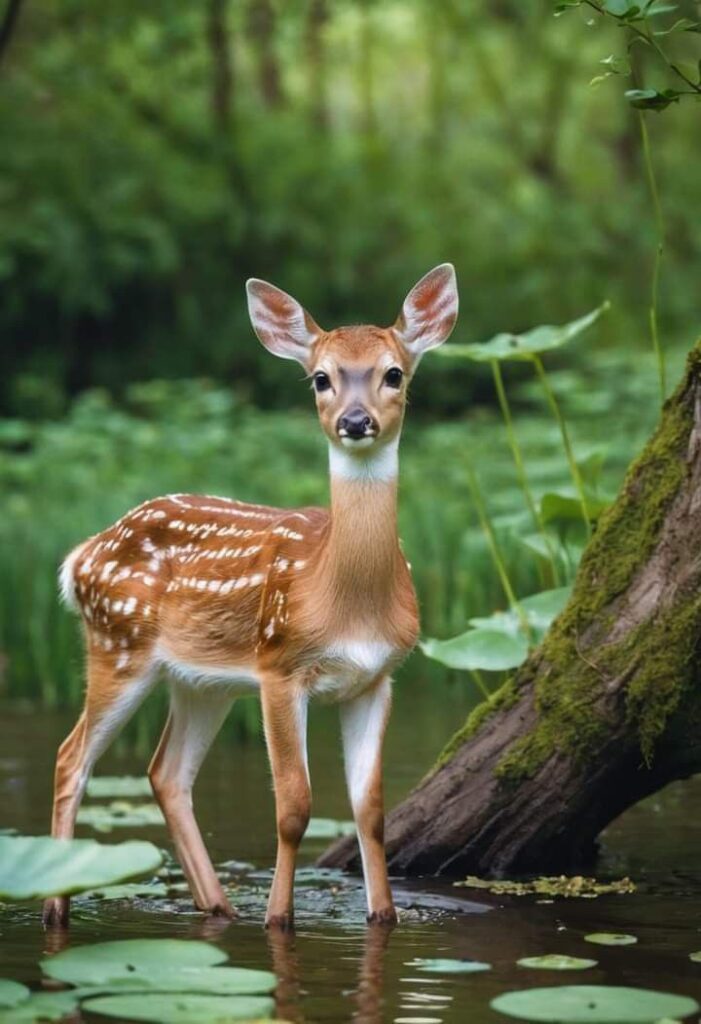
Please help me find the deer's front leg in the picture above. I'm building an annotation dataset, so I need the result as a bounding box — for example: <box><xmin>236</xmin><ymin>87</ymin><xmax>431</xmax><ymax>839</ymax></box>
<box><xmin>340</xmin><ymin>676</ymin><xmax>396</xmax><ymax>925</ymax></box>
<box><xmin>261</xmin><ymin>680</ymin><xmax>310</xmax><ymax>930</ymax></box>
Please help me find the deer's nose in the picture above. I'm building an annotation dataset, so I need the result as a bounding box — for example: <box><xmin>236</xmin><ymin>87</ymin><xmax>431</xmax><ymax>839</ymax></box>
<box><xmin>337</xmin><ymin>407</ymin><xmax>376</xmax><ymax>439</ymax></box>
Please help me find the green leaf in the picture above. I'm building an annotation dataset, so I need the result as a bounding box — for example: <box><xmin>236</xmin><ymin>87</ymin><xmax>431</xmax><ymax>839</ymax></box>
<box><xmin>518</xmin><ymin>955</ymin><xmax>598</xmax><ymax>970</ymax></box>
<box><xmin>602</xmin><ymin>0</ymin><xmax>640</xmax><ymax>14</ymax></box>
<box><xmin>469</xmin><ymin>587</ymin><xmax>572</xmax><ymax>642</ymax></box>
<box><xmin>77</xmin><ymin>801</ymin><xmax>165</xmax><ymax>833</ymax></box>
<box><xmin>0</xmin><ymin>980</ymin><xmax>30</xmax><ymax>1009</ymax></box>
<box><xmin>87</xmin><ymin>776</ymin><xmax>152</xmax><ymax>798</ymax></box>
<box><xmin>625</xmin><ymin>88</ymin><xmax>681</xmax><ymax>110</ymax></box>
<box><xmin>303</xmin><ymin>818</ymin><xmax>355</xmax><ymax>840</ymax></box>
<box><xmin>409</xmin><ymin>958</ymin><xmax>492</xmax><ymax>973</ymax></box>
<box><xmin>541</xmin><ymin>491</ymin><xmax>609</xmax><ymax>526</ymax></box>
<box><xmin>690</xmin><ymin>951</ymin><xmax>701</xmax><ymax>962</ymax></box>
<box><xmin>0</xmin><ymin>836</ymin><xmax>163</xmax><ymax>899</ymax></box>
<box><xmin>0</xmin><ymin>991</ymin><xmax>80</xmax><ymax>1023</ymax></box>
<box><xmin>82</xmin><ymin>993</ymin><xmax>275</xmax><ymax>1023</ymax></box>
<box><xmin>599</xmin><ymin>53</ymin><xmax>631</xmax><ymax>74</ymax></box>
<box><xmin>585</xmin><ymin>932</ymin><xmax>638</xmax><ymax>945</ymax></box>
<box><xmin>42</xmin><ymin>939</ymin><xmax>228</xmax><ymax>986</ymax></box>
<box><xmin>421</xmin><ymin>628</ymin><xmax>528</xmax><ymax>671</ymax></box>
<box><xmin>437</xmin><ymin>304</ymin><xmax>608</xmax><ymax>363</ymax></box>
<box><xmin>490</xmin><ymin>986</ymin><xmax>698</xmax><ymax>1022</ymax></box>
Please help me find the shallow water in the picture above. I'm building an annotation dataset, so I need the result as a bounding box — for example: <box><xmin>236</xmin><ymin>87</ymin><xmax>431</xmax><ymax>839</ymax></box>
<box><xmin>1</xmin><ymin>681</ymin><xmax>701</xmax><ymax>1022</ymax></box>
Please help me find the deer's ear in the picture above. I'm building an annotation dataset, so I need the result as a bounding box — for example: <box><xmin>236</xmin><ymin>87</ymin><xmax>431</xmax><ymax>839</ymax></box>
<box><xmin>246</xmin><ymin>279</ymin><xmax>322</xmax><ymax>366</ymax></box>
<box><xmin>393</xmin><ymin>263</ymin><xmax>458</xmax><ymax>359</ymax></box>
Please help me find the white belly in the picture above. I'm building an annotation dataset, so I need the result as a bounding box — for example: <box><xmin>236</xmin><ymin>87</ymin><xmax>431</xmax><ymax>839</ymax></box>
<box><xmin>155</xmin><ymin>644</ymin><xmax>261</xmax><ymax>695</ymax></box>
<box><xmin>311</xmin><ymin>638</ymin><xmax>397</xmax><ymax>704</ymax></box>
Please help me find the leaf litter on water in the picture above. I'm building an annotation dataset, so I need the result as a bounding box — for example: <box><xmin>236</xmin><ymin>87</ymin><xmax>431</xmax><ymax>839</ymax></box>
<box><xmin>454</xmin><ymin>875</ymin><xmax>636</xmax><ymax>898</ymax></box>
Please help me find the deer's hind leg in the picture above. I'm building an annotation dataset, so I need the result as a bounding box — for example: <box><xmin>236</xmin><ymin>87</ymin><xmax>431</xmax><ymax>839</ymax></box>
<box><xmin>148</xmin><ymin>680</ymin><xmax>235</xmax><ymax>918</ymax></box>
<box><xmin>43</xmin><ymin>650</ymin><xmax>157</xmax><ymax>928</ymax></box>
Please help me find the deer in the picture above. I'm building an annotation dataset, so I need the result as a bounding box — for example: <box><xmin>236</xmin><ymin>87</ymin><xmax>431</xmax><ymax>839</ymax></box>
<box><xmin>42</xmin><ymin>264</ymin><xmax>459</xmax><ymax>930</ymax></box>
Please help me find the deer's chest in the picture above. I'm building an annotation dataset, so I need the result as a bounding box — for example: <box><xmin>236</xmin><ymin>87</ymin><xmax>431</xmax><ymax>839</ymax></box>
<box><xmin>309</xmin><ymin>637</ymin><xmax>399</xmax><ymax>704</ymax></box>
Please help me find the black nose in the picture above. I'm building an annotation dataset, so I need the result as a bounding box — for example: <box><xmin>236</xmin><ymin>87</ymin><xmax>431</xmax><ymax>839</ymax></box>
<box><xmin>337</xmin><ymin>407</ymin><xmax>374</xmax><ymax>439</ymax></box>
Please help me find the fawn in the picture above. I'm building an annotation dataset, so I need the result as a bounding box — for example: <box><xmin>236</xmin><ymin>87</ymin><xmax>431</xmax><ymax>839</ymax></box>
<box><xmin>42</xmin><ymin>264</ymin><xmax>459</xmax><ymax>929</ymax></box>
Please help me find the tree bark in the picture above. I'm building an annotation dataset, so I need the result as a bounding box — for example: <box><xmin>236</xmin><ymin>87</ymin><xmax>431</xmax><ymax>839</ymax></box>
<box><xmin>321</xmin><ymin>343</ymin><xmax>701</xmax><ymax>877</ymax></box>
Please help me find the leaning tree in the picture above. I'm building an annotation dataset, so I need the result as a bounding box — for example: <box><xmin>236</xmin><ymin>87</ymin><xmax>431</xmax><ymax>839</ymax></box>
<box><xmin>321</xmin><ymin>342</ymin><xmax>701</xmax><ymax>877</ymax></box>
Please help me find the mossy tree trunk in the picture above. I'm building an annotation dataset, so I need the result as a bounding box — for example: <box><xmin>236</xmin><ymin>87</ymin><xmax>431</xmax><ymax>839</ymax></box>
<box><xmin>321</xmin><ymin>344</ymin><xmax>701</xmax><ymax>878</ymax></box>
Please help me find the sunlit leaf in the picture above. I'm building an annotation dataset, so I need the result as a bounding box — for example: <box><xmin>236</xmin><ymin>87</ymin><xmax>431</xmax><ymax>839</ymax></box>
<box><xmin>690</xmin><ymin>951</ymin><xmax>701</xmax><ymax>962</ymax></box>
<box><xmin>517</xmin><ymin>955</ymin><xmax>597</xmax><ymax>970</ymax></box>
<box><xmin>409</xmin><ymin>957</ymin><xmax>492</xmax><ymax>973</ymax></box>
<box><xmin>304</xmin><ymin>818</ymin><xmax>355</xmax><ymax>840</ymax></box>
<box><xmin>468</xmin><ymin>587</ymin><xmax>572</xmax><ymax>642</ymax></box>
<box><xmin>0</xmin><ymin>836</ymin><xmax>163</xmax><ymax>899</ymax></box>
<box><xmin>491</xmin><ymin>986</ymin><xmax>698</xmax><ymax>1022</ymax></box>
<box><xmin>437</xmin><ymin>304</ymin><xmax>608</xmax><ymax>363</ymax></box>
<box><xmin>584</xmin><ymin>932</ymin><xmax>638</xmax><ymax>945</ymax></box>
<box><xmin>421</xmin><ymin>628</ymin><xmax>528</xmax><ymax>671</ymax></box>
<box><xmin>625</xmin><ymin>88</ymin><xmax>681</xmax><ymax>110</ymax></box>
<box><xmin>83</xmin><ymin>993</ymin><xmax>275</xmax><ymax>1023</ymax></box>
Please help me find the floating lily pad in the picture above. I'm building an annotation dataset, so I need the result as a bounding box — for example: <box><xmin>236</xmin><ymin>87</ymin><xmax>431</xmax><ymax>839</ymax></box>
<box><xmin>303</xmin><ymin>818</ymin><xmax>355</xmax><ymax>840</ymax></box>
<box><xmin>690</xmin><ymin>951</ymin><xmax>701</xmax><ymax>962</ymax></box>
<box><xmin>0</xmin><ymin>980</ymin><xmax>30</xmax><ymax>1008</ymax></box>
<box><xmin>77</xmin><ymin>801</ymin><xmax>165</xmax><ymax>833</ymax></box>
<box><xmin>87</xmin><ymin>776</ymin><xmax>152</xmax><ymax>798</ymax></box>
<box><xmin>490</xmin><ymin>986</ymin><xmax>698</xmax><ymax>1022</ymax></box>
<box><xmin>83</xmin><ymin>993</ymin><xmax>275</xmax><ymax>1023</ymax></box>
<box><xmin>455</xmin><ymin>876</ymin><xmax>635</xmax><ymax>898</ymax></box>
<box><xmin>41</xmin><ymin>939</ymin><xmax>275</xmax><ymax>996</ymax></box>
<box><xmin>0</xmin><ymin>836</ymin><xmax>163</xmax><ymax>899</ymax></box>
<box><xmin>0</xmin><ymin>991</ymin><xmax>80</xmax><ymax>1022</ymax></box>
<box><xmin>409</xmin><ymin>957</ymin><xmax>491</xmax><ymax>973</ymax></box>
<box><xmin>517</xmin><ymin>955</ymin><xmax>597</xmax><ymax>970</ymax></box>
<box><xmin>584</xmin><ymin>933</ymin><xmax>638</xmax><ymax>946</ymax></box>
<box><xmin>80</xmin><ymin>881</ymin><xmax>169</xmax><ymax>901</ymax></box>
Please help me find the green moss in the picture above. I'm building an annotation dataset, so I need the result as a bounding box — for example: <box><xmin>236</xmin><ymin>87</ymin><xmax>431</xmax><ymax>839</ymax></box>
<box><xmin>434</xmin><ymin>343</ymin><xmax>701</xmax><ymax>784</ymax></box>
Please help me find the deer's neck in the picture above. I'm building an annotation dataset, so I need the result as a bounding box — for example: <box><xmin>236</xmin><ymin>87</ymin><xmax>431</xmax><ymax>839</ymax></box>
<box><xmin>315</xmin><ymin>440</ymin><xmax>401</xmax><ymax>629</ymax></box>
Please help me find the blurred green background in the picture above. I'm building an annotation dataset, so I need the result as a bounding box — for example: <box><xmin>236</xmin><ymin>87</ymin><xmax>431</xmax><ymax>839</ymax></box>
<box><xmin>0</xmin><ymin>0</ymin><xmax>699</xmax><ymax>722</ymax></box>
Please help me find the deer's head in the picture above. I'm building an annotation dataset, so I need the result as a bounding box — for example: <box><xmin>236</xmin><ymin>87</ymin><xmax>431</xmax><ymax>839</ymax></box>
<box><xmin>246</xmin><ymin>265</ymin><xmax>458</xmax><ymax>462</ymax></box>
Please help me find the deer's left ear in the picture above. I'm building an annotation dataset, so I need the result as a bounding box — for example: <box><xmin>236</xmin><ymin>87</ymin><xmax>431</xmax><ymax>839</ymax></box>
<box><xmin>246</xmin><ymin>278</ymin><xmax>322</xmax><ymax>367</ymax></box>
<box><xmin>393</xmin><ymin>263</ymin><xmax>458</xmax><ymax>359</ymax></box>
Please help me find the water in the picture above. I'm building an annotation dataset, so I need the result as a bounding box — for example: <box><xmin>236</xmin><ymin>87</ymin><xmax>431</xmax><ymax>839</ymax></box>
<box><xmin>1</xmin><ymin>681</ymin><xmax>701</xmax><ymax>1022</ymax></box>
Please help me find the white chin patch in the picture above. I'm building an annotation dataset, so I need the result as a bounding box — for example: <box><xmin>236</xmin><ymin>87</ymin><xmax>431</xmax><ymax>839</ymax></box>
<box><xmin>340</xmin><ymin>436</ymin><xmax>376</xmax><ymax>450</ymax></box>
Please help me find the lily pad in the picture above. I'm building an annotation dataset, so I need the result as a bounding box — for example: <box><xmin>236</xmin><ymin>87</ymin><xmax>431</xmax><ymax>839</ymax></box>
<box><xmin>490</xmin><ymin>986</ymin><xmax>698</xmax><ymax>1022</ymax></box>
<box><xmin>584</xmin><ymin>932</ymin><xmax>638</xmax><ymax>946</ymax></box>
<box><xmin>77</xmin><ymin>801</ymin><xmax>165</xmax><ymax>833</ymax></box>
<box><xmin>83</xmin><ymin>993</ymin><xmax>275</xmax><ymax>1023</ymax></box>
<box><xmin>87</xmin><ymin>776</ymin><xmax>152</xmax><ymax>798</ymax></box>
<box><xmin>303</xmin><ymin>818</ymin><xmax>355</xmax><ymax>840</ymax></box>
<box><xmin>0</xmin><ymin>991</ymin><xmax>80</xmax><ymax>1022</ymax></box>
<box><xmin>409</xmin><ymin>957</ymin><xmax>491</xmax><ymax>973</ymax></box>
<box><xmin>690</xmin><ymin>951</ymin><xmax>701</xmax><ymax>962</ymax></box>
<box><xmin>517</xmin><ymin>955</ymin><xmax>597</xmax><ymax>970</ymax></box>
<box><xmin>41</xmin><ymin>939</ymin><xmax>275</xmax><ymax>996</ymax></box>
<box><xmin>438</xmin><ymin>304</ymin><xmax>609</xmax><ymax>363</ymax></box>
<box><xmin>0</xmin><ymin>836</ymin><xmax>163</xmax><ymax>899</ymax></box>
<box><xmin>0</xmin><ymin>980</ymin><xmax>30</xmax><ymax>1008</ymax></box>
<box><xmin>420</xmin><ymin>628</ymin><xmax>528</xmax><ymax>672</ymax></box>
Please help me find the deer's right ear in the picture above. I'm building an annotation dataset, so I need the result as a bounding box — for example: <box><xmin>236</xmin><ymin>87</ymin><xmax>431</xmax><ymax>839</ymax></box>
<box><xmin>246</xmin><ymin>279</ymin><xmax>321</xmax><ymax>367</ymax></box>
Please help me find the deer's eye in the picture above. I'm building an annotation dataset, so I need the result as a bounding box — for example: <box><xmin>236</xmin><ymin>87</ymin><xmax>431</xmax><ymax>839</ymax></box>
<box><xmin>384</xmin><ymin>367</ymin><xmax>403</xmax><ymax>389</ymax></box>
<box><xmin>313</xmin><ymin>371</ymin><xmax>331</xmax><ymax>392</ymax></box>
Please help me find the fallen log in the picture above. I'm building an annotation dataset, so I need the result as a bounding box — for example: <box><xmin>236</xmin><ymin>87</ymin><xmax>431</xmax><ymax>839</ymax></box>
<box><xmin>320</xmin><ymin>343</ymin><xmax>701</xmax><ymax>877</ymax></box>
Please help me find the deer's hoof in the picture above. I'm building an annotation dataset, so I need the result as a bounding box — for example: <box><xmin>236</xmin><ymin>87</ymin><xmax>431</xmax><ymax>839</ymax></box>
<box><xmin>367</xmin><ymin>906</ymin><xmax>398</xmax><ymax>927</ymax></box>
<box><xmin>42</xmin><ymin>896</ymin><xmax>70</xmax><ymax>930</ymax></box>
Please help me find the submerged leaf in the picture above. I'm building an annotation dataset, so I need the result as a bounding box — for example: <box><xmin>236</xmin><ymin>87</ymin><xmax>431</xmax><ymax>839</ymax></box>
<box><xmin>0</xmin><ymin>836</ymin><xmax>163</xmax><ymax>899</ymax></box>
<box><xmin>517</xmin><ymin>955</ymin><xmax>597</xmax><ymax>970</ymax></box>
<box><xmin>490</xmin><ymin>985</ymin><xmax>698</xmax><ymax>1022</ymax></box>
<box><xmin>455</xmin><ymin>875</ymin><xmax>636</xmax><ymax>898</ymax></box>
<box><xmin>83</xmin><ymin>993</ymin><xmax>275</xmax><ymax>1023</ymax></box>
<box><xmin>409</xmin><ymin>957</ymin><xmax>491</xmax><ymax>973</ymax></box>
<box><xmin>584</xmin><ymin>932</ymin><xmax>638</xmax><ymax>946</ymax></box>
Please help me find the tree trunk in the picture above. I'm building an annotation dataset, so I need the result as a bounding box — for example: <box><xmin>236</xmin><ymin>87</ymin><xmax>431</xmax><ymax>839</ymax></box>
<box><xmin>321</xmin><ymin>343</ymin><xmax>701</xmax><ymax>877</ymax></box>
